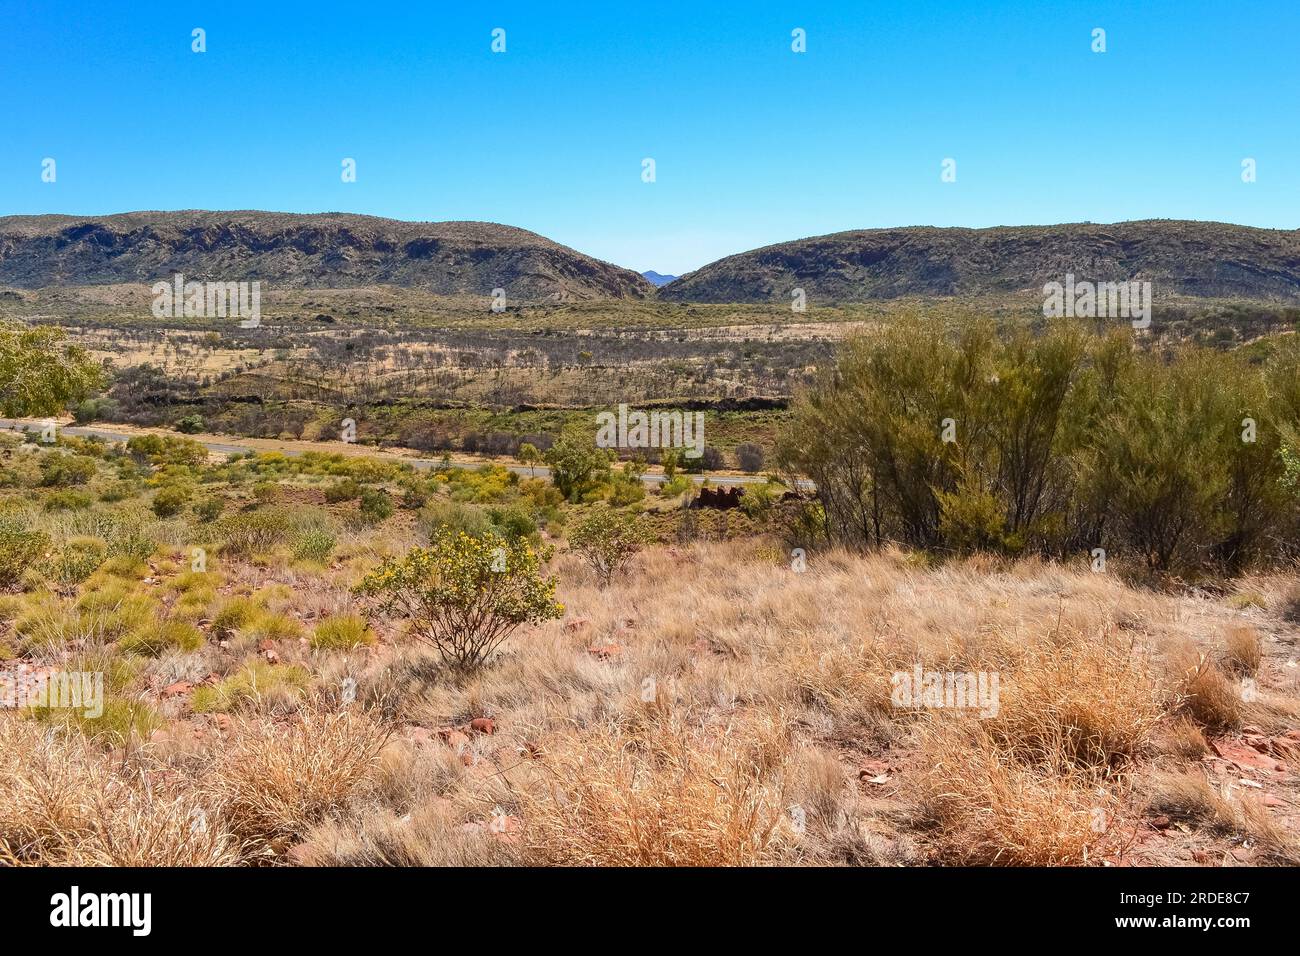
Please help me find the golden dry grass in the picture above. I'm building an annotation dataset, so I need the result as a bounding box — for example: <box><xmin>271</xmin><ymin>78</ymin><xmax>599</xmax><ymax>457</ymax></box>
<box><xmin>3</xmin><ymin>537</ymin><xmax>1298</xmax><ymax>867</ymax></box>
<box><xmin>0</xmin><ymin>717</ymin><xmax>240</xmax><ymax>866</ymax></box>
<box><xmin>516</xmin><ymin>704</ymin><xmax>793</xmax><ymax>866</ymax></box>
<box><xmin>200</xmin><ymin>707</ymin><xmax>389</xmax><ymax>856</ymax></box>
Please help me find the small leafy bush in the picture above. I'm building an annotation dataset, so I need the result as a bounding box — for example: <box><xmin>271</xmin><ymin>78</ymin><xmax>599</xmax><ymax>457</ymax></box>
<box><xmin>355</xmin><ymin>529</ymin><xmax>562</xmax><ymax>671</ymax></box>
<box><xmin>568</xmin><ymin>507</ymin><xmax>651</xmax><ymax>587</ymax></box>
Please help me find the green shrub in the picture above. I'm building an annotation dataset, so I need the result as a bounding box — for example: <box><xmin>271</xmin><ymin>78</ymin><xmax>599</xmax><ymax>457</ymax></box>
<box><xmin>606</xmin><ymin>470</ymin><xmax>646</xmax><ymax>506</ymax></box>
<box><xmin>398</xmin><ymin>479</ymin><xmax>430</xmax><ymax>510</ymax></box>
<box><xmin>106</xmin><ymin>525</ymin><xmax>156</xmax><ymax>564</ymax></box>
<box><xmin>127</xmin><ymin>434</ymin><xmax>207</xmax><ymax>468</ymax></box>
<box><xmin>252</xmin><ymin>482</ymin><xmax>279</xmax><ymax>504</ymax></box>
<box><xmin>357</xmin><ymin>488</ymin><xmax>394</xmax><ymax>524</ymax></box>
<box><xmin>737</xmin><ymin>480</ymin><xmax>782</xmax><ymax>520</ymax></box>
<box><xmin>43</xmin><ymin>490</ymin><xmax>92</xmax><ymax>512</ymax></box>
<box><xmin>545</xmin><ymin>427</ymin><xmax>614</xmax><ymax>501</ymax></box>
<box><xmin>311</xmin><ymin>613</ymin><xmax>375</xmax><ymax>650</ymax></box>
<box><xmin>324</xmin><ymin>478</ymin><xmax>361</xmax><ymax>503</ymax></box>
<box><xmin>659</xmin><ymin>474</ymin><xmax>691</xmax><ymax>498</ymax></box>
<box><xmin>293</xmin><ymin>526</ymin><xmax>337</xmax><ymax>564</ymax></box>
<box><xmin>98</xmin><ymin>480</ymin><xmax>138</xmax><ymax>503</ymax></box>
<box><xmin>119</xmin><ymin>619</ymin><xmax>204</xmax><ymax>656</ymax></box>
<box><xmin>0</xmin><ymin>521</ymin><xmax>50</xmax><ymax>590</ymax></box>
<box><xmin>779</xmin><ymin>318</ymin><xmax>1300</xmax><ymax>575</ymax></box>
<box><xmin>355</xmin><ymin>529</ymin><xmax>563</xmax><ymax>671</ymax></box>
<box><xmin>191</xmin><ymin>659</ymin><xmax>310</xmax><ymax>713</ymax></box>
<box><xmin>194</xmin><ymin>497</ymin><xmax>226</xmax><ymax>522</ymax></box>
<box><xmin>217</xmin><ymin>511</ymin><xmax>293</xmax><ymax>557</ymax></box>
<box><xmin>46</xmin><ymin>537</ymin><xmax>108</xmax><ymax>589</ymax></box>
<box><xmin>39</xmin><ymin>453</ymin><xmax>97</xmax><ymax>487</ymax></box>
<box><xmin>568</xmin><ymin>507</ymin><xmax>651</xmax><ymax>587</ymax></box>
<box><xmin>152</xmin><ymin>484</ymin><xmax>191</xmax><ymax>518</ymax></box>
<box><xmin>487</xmin><ymin>505</ymin><xmax>538</xmax><ymax>542</ymax></box>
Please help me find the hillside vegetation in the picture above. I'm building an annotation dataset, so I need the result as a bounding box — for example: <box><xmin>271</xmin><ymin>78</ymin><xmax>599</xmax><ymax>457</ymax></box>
<box><xmin>661</xmin><ymin>220</ymin><xmax>1300</xmax><ymax>304</ymax></box>
<box><xmin>0</xmin><ymin>211</ymin><xmax>653</xmax><ymax>301</ymax></box>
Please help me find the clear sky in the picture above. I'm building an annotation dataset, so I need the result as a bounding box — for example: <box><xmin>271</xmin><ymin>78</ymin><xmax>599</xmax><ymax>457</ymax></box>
<box><xmin>1</xmin><ymin>0</ymin><xmax>1296</xmax><ymax>275</ymax></box>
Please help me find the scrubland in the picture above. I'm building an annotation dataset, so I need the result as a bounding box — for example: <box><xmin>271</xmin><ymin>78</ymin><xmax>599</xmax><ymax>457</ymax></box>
<box><xmin>1</xmin><ymin>427</ymin><xmax>1297</xmax><ymax>867</ymax></box>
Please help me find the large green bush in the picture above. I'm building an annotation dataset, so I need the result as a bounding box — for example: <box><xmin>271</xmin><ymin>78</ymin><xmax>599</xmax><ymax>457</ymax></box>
<box><xmin>779</xmin><ymin>318</ymin><xmax>1300</xmax><ymax>575</ymax></box>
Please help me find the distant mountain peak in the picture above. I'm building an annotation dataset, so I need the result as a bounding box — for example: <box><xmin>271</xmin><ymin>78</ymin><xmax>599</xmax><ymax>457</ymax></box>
<box><xmin>641</xmin><ymin>270</ymin><xmax>678</xmax><ymax>287</ymax></box>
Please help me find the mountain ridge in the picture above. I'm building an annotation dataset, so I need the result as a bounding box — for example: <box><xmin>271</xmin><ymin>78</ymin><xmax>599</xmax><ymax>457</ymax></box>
<box><xmin>0</xmin><ymin>210</ymin><xmax>654</xmax><ymax>301</ymax></box>
<box><xmin>659</xmin><ymin>220</ymin><xmax>1300</xmax><ymax>303</ymax></box>
<box><xmin>4</xmin><ymin>214</ymin><xmax>1300</xmax><ymax>306</ymax></box>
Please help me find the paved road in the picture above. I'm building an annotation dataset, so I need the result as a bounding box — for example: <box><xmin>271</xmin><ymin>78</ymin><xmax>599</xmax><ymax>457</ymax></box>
<box><xmin>0</xmin><ymin>418</ymin><xmax>789</xmax><ymax>488</ymax></box>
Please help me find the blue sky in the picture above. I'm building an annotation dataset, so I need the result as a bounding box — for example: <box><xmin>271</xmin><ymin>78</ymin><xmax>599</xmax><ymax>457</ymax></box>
<box><xmin>1</xmin><ymin>0</ymin><xmax>1296</xmax><ymax>275</ymax></box>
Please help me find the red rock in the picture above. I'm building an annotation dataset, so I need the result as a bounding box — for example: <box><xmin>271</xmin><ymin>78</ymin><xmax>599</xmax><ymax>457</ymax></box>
<box><xmin>469</xmin><ymin>717</ymin><xmax>495</xmax><ymax>735</ymax></box>
<box><xmin>489</xmin><ymin>814</ymin><xmax>521</xmax><ymax>841</ymax></box>
<box><xmin>262</xmin><ymin>649</ymin><xmax>280</xmax><ymax>664</ymax></box>
<box><xmin>161</xmin><ymin>680</ymin><xmax>193</xmax><ymax>698</ymax></box>
<box><xmin>1191</xmin><ymin>849</ymin><xmax>1214</xmax><ymax>864</ymax></box>
<box><xmin>1261</xmin><ymin>794</ymin><xmax>1285</xmax><ymax>808</ymax></box>
<box><xmin>258</xmin><ymin>639</ymin><xmax>276</xmax><ymax>652</ymax></box>
<box><xmin>1210</xmin><ymin>739</ymin><xmax>1285</xmax><ymax>774</ymax></box>
<box><xmin>444</xmin><ymin>730</ymin><xmax>470</xmax><ymax>751</ymax></box>
<box><xmin>1150</xmin><ymin>815</ymin><xmax>1172</xmax><ymax>829</ymax></box>
<box><xmin>403</xmin><ymin>726</ymin><xmax>434</xmax><ymax>744</ymax></box>
<box><xmin>587</xmin><ymin>643</ymin><xmax>621</xmax><ymax>660</ymax></box>
<box><xmin>563</xmin><ymin>618</ymin><xmax>591</xmax><ymax>633</ymax></box>
<box><xmin>859</xmin><ymin>759</ymin><xmax>891</xmax><ymax>779</ymax></box>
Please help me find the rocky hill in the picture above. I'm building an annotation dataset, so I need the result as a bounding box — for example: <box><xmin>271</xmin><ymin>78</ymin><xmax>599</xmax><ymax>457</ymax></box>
<box><xmin>0</xmin><ymin>211</ymin><xmax>654</xmax><ymax>301</ymax></box>
<box><xmin>659</xmin><ymin>221</ymin><xmax>1300</xmax><ymax>303</ymax></box>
